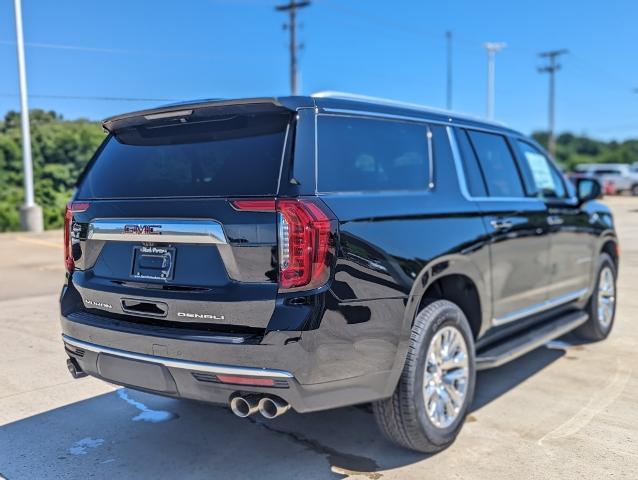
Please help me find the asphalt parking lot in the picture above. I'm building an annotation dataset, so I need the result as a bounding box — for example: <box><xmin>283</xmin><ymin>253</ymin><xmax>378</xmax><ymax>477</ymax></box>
<box><xmin>1</xmin><ymin>197</ymin><xmax>637</xmax><ymax>479</ymax></box>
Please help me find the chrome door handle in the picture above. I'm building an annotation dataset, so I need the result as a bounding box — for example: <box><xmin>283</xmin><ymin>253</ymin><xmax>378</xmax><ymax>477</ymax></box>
<box><xmin>490</xmin><ymin>218</ymin><xmax>514</xmax><ymax>231</ymax></box>
<box><xmin>547</xmin><ymin>215</ymin><xmax>564</xmax><ymax>226</ymax></box>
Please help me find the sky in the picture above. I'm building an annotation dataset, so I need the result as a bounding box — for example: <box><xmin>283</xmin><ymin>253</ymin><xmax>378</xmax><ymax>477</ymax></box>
<box><xmin>0</xmin><ymin>0</ymin><xmax>636</xmax><ymax>140</ymax></box>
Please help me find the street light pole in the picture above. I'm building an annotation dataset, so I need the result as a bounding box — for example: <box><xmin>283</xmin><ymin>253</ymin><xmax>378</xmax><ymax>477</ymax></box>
<box><xmin>483</xmin><ymin>42</ymin><xmax>506</xmax><ymax>120</ymax></box>
<box><xmin>13</xmin><ymin>0</ymin><xmax>42</xmax><ymax>232</ymax></box>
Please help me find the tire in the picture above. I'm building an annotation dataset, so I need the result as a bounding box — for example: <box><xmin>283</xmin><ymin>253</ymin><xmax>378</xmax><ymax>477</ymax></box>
<box><xmin>575</xmin><ymin>253</ymin><xmax>617</xmax><ymax>341</ymax></box>
<box><xmin>632</xmin><ymin>184</ymin><xmax>638</xmax><ymax>196</ymax></box>
<box><xmin>373</xmin><ymin>300</ymin><xmax>476</xmax><ymax>453</ymax></box>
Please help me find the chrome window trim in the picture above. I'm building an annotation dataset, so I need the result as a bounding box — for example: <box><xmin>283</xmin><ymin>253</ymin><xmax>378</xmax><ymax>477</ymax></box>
<box><xmin>87</xmin><ymin>218</ymin><xmax>228</xmax><ymax>244</ymax></box>
<box><xmin>63</xmin><ymin>335</ymin><xmax>294</xmax><ymax>378</ymax></box>
<box><xmin>426</xmin><ymin>124</ymin><xmax>434</xmax><ymax>190</ymax></box>
<box><xmin>492</xmin><ymin>288</ymin><xmax>588</xmax><ymax>326</ymax></box>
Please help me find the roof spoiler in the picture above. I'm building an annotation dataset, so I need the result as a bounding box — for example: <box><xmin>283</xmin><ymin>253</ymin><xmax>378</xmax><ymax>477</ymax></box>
<box><xmin>102</xmin><ymin>97</ymin><xmax>293</xmax><ymax>133</ymax></box>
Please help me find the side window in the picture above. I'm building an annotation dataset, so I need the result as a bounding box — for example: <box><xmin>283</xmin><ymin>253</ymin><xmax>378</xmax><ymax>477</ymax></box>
<box><xmin>467</xmin><ymin>130</ymin><xmax>525</xmax><ymax>197</ymax></box>
<box><xmin>455</xmin><ymin>128</ymin><xmax>488</xmax><ymax>197</ymax></box>
<box><xmin>317</xmin><ymin>116</ymin><xmax>429</xmax><ymax>192</ymax></box>
<box><xmin>516</xmin><ymin>140</ymin><xmax>566</xmax><ymax>198</ymax></box>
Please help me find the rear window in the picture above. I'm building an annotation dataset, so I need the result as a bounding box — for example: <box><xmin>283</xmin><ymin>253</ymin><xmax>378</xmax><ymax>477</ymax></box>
<box><xmin>77</xmin><ymin>112</ymin><xmax>290</xmax><ymax>199</ymax></box>
<box><xmin>317</xmin><ymin>115</ymin><xmax>430</xmax><ymax>192</ymax></box>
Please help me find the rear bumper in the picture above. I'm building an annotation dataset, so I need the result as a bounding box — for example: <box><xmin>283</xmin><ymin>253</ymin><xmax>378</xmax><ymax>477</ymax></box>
<box><xmin>60</xmin><ymin>310</ymin><xmax>402</xmax><ymax>413</ymax></box>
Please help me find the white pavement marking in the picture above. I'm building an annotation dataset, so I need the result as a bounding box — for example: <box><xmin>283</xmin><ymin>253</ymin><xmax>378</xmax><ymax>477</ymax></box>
<box><xmin>538</xmin><ymin>358</ymin><xmax>632</xmax><ymax>445</ymax></box>
<box><xmin>117</xmin><ymin>389</ymin><xmax>177</xmax><ymax>423</ymax></box>
<box><xmin>68</xmin><ymin>437</ymin><xmax>105</xmax><ymax>455</ymax></box>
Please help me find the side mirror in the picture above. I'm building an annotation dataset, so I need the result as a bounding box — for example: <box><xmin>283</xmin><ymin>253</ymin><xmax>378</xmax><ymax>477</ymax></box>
<box><xmin>576</xmin><ymin>177</ymin><xmax>602</xmax><ymax>205</ymax></box>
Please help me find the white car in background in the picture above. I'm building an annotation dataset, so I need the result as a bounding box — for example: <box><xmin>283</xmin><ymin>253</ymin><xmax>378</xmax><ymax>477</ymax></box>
<box><xmin>575</xmin><ymin>163</ymin><xmax>638</xmax><ymax>196</ymax></box>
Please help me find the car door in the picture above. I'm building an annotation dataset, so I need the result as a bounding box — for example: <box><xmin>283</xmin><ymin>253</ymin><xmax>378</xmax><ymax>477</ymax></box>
<box><xmin>455</xmin><ymin>128</ymin><xmax>552</xmax><ymax>326</ymax></box>
<box><xmin>513</xmin><ymin>139</ymin><xmax>595</xmax><ymax>302</ymax></box>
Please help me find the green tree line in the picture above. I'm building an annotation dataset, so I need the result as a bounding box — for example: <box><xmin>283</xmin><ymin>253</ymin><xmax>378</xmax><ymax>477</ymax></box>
<box><xmin>0</xmin><ymin>109</ymin><xmax>636</xmax><ymax>231</ymax></box>
<box><xmin>532</xmin><ymin>131</ymin><xmax>638</xmax><ymax>170</ymax></box>
<box><xmin>0</xmin><ymin>110</ymin><xmax>104</xmax><ymax>231</ymax></box>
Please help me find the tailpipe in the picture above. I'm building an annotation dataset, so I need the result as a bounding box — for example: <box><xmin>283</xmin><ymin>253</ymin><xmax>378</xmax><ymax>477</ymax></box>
<box><xmin>229</xmin><ymin>394</ymin><xmax>260</xmax><ymax>418</ymax></box>
<box><xmin>66</xmin><ymin>358</ymin><xmax>87</xmax><ymax>379</ymax></box>
<box><xmin>258</xmin><ymin>396</ymin><xmax>291</xmax><ymax>419</ymax></box>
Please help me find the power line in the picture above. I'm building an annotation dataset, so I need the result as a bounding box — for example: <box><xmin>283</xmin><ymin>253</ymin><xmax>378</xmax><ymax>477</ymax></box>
<box><xmin>0</xmin><ymin>93</ymin><xmax>180</xmax><ymax>102</ymax></box>
<box><xmin>538</xmin><ymin>49</ymin><xmax>568</xmax><ymax>157</ymax></box>
<box><xmin>0</xmin><ymin>40</ymin><xmax>222</xmax><ymax>60</ymax></box>
<box><xmin>275</xmin><ymin>1</ymin><xmax>311</xmax><ymax>95</ymax></box>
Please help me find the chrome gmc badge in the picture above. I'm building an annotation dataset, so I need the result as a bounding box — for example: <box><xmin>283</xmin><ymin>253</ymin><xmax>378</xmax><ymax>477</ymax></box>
<box><xmin>123</xmin><ymin>224</ymin><xmax>162</xmax><ymax>235</ymax></box>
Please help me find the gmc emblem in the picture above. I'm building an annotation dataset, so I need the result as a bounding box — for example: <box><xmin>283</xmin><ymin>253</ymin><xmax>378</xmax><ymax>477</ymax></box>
<box><xmin>124</xmin><ymin>224</ymin><xmax>162</xmax><ymax>235</ymax></box>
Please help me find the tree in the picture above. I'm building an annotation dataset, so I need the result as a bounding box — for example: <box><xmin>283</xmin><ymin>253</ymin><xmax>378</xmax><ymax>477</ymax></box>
<box><xmin>0</xmin><ymin>109</ymin><xmax>104</xmax><ymax>231</ymax></box>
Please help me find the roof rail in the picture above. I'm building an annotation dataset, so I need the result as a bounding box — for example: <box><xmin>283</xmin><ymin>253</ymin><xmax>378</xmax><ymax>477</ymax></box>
<box><xmin>311</xmin><ymin>90</ymin><xmax>505</xmax><ymax>127</ymax></box>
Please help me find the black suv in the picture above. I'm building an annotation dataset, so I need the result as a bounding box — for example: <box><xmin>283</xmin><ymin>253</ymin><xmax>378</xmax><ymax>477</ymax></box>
<box><xmin>60</xmin><ymin>93</ymin><xmax>618</xmax><ymax>453</ymax></box>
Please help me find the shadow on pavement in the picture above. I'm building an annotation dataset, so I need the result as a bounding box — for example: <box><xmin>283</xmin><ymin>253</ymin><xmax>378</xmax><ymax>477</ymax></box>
<box><xmin>0</xmin><ymin>345</ymin><xmax>566</xmax><ymax>480</ymax></box>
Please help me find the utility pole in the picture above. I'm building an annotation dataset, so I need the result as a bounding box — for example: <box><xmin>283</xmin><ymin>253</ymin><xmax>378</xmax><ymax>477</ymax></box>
<box><xmin>13</xmin><ymin>0</ymin><xmax>42</xmax><ymax>232</ymax></box>
<box><xmin>275</xmin><ymin>1</ymin><xmax>310</xmax><ymax>96</ymax></box>
<box><xmin>446</xmin><ymin>31</ymin><xmax>453</xmax><ymax>110</ymax></box>
<box><xmin>483</xmin><ymin>42</ymin><xmax>506</xmax><ymax>120</ymax></box>
<box><xmin>538</xmin><ymin>49</ymin><xmax>568</xmax><ymax>157</ymax></box>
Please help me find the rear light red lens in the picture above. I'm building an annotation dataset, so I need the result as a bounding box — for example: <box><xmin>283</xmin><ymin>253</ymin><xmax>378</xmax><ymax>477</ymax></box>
<box><xmin>216</xmin><ymin>375</ymin><xmax>276</xmax><ymax>387</ymax></box>
<box><xmin>231</xmin><ymin>198</ymin><xmax>335</xmax><ymax>291</ymax></box>
<box><xmin>64</xmin><ymin>202</ymin><xmax>90</xmax><ymax>272</ymax></box>
<box><xmin>277</xmin><ymin>199</ymin><xmax>333</xmax><ymax>290</ymax></box>
<box><xmin>230</xmin><ymin>199</ymin><xmax>276</xmax><ymax>212</ymax></box>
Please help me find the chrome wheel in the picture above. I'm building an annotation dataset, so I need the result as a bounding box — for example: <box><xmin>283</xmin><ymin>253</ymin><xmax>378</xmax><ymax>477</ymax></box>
<box><xmin>597</xmin><ymin>266</ymin><xmax>615</xmax><ymax>329</ymax></box>
<box><xmin>423</xmin><ymin>326</ymin><xmax>469</xmax><ymax>429</ymax></box>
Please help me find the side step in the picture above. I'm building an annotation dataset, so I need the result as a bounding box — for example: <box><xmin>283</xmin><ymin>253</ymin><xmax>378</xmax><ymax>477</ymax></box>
<box><xmin>476</xmin><ymin>311</ymin><xmax>588</xmax><ymax>370</ymax></box>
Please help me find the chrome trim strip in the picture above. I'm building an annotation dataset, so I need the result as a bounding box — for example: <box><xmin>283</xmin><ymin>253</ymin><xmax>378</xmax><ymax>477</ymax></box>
<box><xmin>312</xmin><ymin>91</ymin><xmax>506</xmax><ymax>127</ymax></box>
<box><xmin>62</xmin><ymin>335</ymin><xmax>295</xmax><ymax>378</ymax></box>
<box><xmin>426</xmin><ymin>125</ymin><xmax>434</xmax><ymax>190</ymax></box>
<box><xmin>493</xmin><ymin>288</ymin><xmax>589</xmax><ymax>326</ymax></box>
<box><xmin>88</xmin><ymin>219</ymin><xmax>227</xmax><ymax>244</ymax></box>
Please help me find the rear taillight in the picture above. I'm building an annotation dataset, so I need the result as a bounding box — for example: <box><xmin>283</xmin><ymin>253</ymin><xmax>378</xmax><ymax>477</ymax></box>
<box><xmin>64</xmin><ymin>201</ymin><xmax>89</xmax><ymax>272</ymax></box>
<box><xmin>231</xmin><ymin>198</ymin><xmax>335</xmax><ymax>291</ymax></box>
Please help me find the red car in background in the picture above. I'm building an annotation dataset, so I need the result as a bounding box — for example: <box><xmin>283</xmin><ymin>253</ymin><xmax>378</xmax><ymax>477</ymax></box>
<box><xmin>567</xmin><ymin>172</ymin><xmax>615</xmax><ymax>195</ymax></box>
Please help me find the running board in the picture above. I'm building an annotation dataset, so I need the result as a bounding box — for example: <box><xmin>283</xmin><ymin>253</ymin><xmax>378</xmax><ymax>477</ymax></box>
<box><xmin>476</xmin><ymin>311</ymin><xmax>588</xmax><ymax>370</ymax></box>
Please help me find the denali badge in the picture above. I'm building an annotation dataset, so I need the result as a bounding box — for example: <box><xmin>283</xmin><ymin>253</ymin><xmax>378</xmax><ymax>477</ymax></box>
<box><xmin>177</xmin><ymin>312</ymin><xmax>225</xmax><ymax>320</ymax></box>
<box><xmin>123</xmin><ymin>224</ymin><xmax>162</xmax><ymax>235</ymax></box>
<box><xmin>84</xmin><ymin>299</ymin><xmax>113</xmax><ymax>309</ymax></box>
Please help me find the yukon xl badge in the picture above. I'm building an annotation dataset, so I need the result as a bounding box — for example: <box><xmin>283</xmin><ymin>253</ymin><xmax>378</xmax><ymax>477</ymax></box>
<box><xmin>177</xmin><ymin>312</ymin><xmax>225</xmax><ymax>320</ymax></box>
<box><xmin>124</xmin><ymin>224</ymin><xmax>162</xmax><ymax>235</ymax></box>
<box><xmin>84</xmin><ymin>299</ymin><xmax>113</xmax><ymax>309</ymax></box>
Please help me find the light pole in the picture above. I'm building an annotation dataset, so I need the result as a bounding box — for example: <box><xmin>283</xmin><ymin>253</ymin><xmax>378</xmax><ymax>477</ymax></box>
<box><xmin>483</xmin><ymin>42</ymin><xmax>506</xmax><ymax>120</ymax></box>
<box><xmin>13</xmin><ymin>0</ymin><xmax>43</xmax><ymax>232</ymax></box>
<box><xmin>446</xmin><ymin>31</ymin><xmax>453</xmax><ymax>110</ymax></box>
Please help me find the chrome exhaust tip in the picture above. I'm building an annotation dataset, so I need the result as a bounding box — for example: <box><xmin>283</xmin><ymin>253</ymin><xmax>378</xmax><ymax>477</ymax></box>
<box><xmin>66</xmin><ymin>358</ymin><xmax>87</xmax><ymax>379</ymax></box>
<box><xmin>229</xmin><ymin>394</ymin><xmax>260</xmax><ymax>418</ymax></box>
<box><xmin>258</xmin><ymin>396</ymin><xmax>291</xmax><ymax>419</ymax></box>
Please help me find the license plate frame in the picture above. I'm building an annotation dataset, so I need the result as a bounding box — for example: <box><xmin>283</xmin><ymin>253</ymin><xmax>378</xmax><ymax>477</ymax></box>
<box><xmin>131</xmin><ymin>245</ymin><xmax>175</xmax><ymax>281</ymax></box>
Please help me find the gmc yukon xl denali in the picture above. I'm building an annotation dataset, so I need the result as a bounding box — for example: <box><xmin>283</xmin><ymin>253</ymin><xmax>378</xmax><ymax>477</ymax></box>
<box><xmin>60</xmin><ymin>93</ymin><xmax>618</xmax><ymax>452</ymax></box>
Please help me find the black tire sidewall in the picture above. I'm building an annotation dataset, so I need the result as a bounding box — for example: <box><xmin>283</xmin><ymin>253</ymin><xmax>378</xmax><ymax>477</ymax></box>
<box><xmin>411</xmin><ymin>301</ymin><xmax>476</xmax><ymax>446</ymax></box>
<box><xmin>588</xmin><ymin>253</ymin><xmax>617</xmax><ymax>338</ymax></box>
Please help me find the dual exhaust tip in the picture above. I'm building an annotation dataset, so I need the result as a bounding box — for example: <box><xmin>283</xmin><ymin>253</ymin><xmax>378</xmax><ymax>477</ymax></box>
<box><xmin>230</xmin><ymin>394</ymin><xmax>290</xmax><ymax>419</ymax></box>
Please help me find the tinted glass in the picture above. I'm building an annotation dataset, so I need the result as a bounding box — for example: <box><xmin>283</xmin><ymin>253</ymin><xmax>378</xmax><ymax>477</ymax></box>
<box><xmin>516</xmin><ymin>140</ymin><xmax>566</xmax><ymax>198</ymax></box>
<box><xmin>467</xmin><ymin>130</ymin><xmax>524</xmax><ymax>197</ymax></box>
<box><xmin>317</xmin><ymin>116</ymin><xmax>429</xmax><ymax>192</ymax></box>
<box><xmin>77</xmin><ymin>112</ymin><xmax>290</xmax><ymax>199</ymax></box>
<box><xmin>456</xmin><ymin>129</ymin><xmax>488</xmax><ymax>197</ymax></box>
